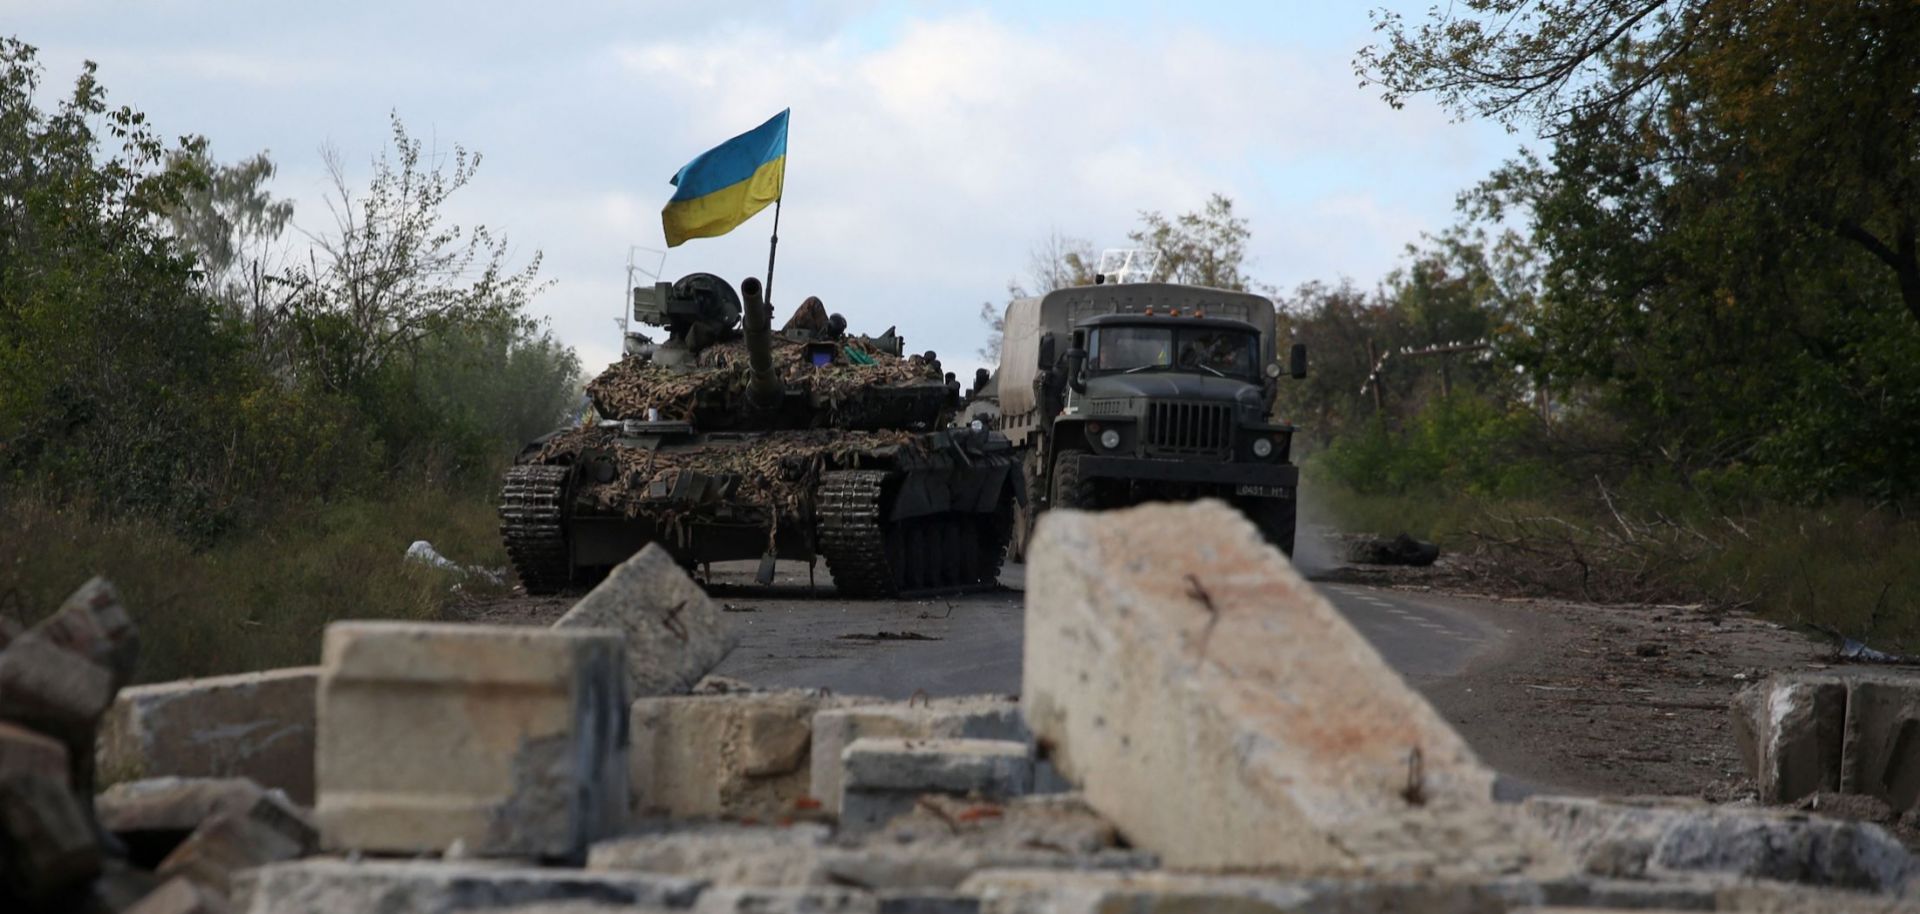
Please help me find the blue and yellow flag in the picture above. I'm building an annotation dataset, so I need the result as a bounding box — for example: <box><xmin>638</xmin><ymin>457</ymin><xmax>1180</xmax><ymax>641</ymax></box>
<box><xmin>661</xmin><ymin>109</ymin><xmax>788</xmax><ymax>248</ymax></box>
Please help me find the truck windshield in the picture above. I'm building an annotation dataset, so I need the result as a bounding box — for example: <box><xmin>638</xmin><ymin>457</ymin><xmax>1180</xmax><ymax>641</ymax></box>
<box><xmin>1092</xmin><ymin>325</ymin><xmax>1257</xmax><ymax>378</ymax></box>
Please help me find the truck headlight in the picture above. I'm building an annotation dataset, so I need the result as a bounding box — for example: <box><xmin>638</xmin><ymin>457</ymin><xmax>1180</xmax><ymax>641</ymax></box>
<box><xmin>1099</xmin><ymin>428</ymin><xmax>1122</xmax><ymax>450</ymax></box>
<box><xmin>1252</xmin><ymin>437</ymin><xmax>1274</xmax><ymax>458</ymax></box>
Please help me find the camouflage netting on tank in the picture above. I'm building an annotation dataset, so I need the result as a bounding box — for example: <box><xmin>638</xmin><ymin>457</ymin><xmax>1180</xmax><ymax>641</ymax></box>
<box><xmin>587</xmin><ymin>337</ymin><xmax>940</xmax><ymax>421</ymax></box>
<box><xmin>535</xmin><ymin>425</ymin><xmax>920</xmax><ymax>521</ymax></box>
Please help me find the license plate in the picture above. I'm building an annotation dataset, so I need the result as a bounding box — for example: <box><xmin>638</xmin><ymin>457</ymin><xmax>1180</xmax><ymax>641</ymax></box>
<box><xmin>1234</xmin><ymin>484</ymin><xmax>1293</xmax><ymax>499</ymax></box>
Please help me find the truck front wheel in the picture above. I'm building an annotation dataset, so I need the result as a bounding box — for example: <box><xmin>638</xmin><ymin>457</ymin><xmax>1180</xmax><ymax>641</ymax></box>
<box><xmin>1050</xmin><ymin>451</ymin><xmax>1101</xmax><ymax>511</ymax></box>
<box><xmin>1239</xmin><ymin>495</ymin><xmax>1297</xmax><ymax>557</ymax></box>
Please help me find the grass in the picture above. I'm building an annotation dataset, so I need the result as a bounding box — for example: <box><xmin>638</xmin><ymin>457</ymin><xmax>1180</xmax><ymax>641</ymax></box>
<box><xmin>0</xmin><ymin>484</ymin><xmax>513</xmax><ymax>683</ymax></box>
<box><xmin>1306</xmin><ymin>468</ymin><xmax>1920</xmax><ymax>653</ymax></box>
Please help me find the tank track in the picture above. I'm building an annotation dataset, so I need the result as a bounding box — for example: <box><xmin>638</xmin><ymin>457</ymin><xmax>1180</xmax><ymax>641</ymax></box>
<box><xmin>816</xmin><ymin>469</ymin><xmax>897</xmax><ymax>598</ymax></box>
<box><xmin>499</xmin><ymin>464</ymin><xmax>572</xmax><ymax>595</ymax></box>
<box><xmin>817</xmin><ymin>468</ymin><xmax>1011</xmax><ymax>599</ymax></box>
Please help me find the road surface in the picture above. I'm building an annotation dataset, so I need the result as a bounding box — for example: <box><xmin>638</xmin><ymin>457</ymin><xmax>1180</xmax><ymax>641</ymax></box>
<box><xmin>707</xmin><ymin>561</ymin><xmax>1504</xmax><ymax>698</ymax></box>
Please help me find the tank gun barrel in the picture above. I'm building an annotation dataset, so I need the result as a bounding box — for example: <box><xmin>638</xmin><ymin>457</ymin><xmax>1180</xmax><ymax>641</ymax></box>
<box><xmin>740</xmin><ymin>276</ymin><xmax>783</xmax><ymax>408</ymax></box>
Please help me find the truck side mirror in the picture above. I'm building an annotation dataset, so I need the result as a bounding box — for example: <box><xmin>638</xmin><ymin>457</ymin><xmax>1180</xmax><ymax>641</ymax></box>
<box><xmin>1065</xmin><ymin>348</ymin><xmax>1088</xmax><ymax>394</ymax></box>
<box><xmin>1037</xmin><ymin>333</ymin><xmax>1057</xmax><ymax>371</ymax></box>
<box><xmin>1289</xmin><ymin>342</ymin><xmax>1308</xmax><ymax>379</ymax></box>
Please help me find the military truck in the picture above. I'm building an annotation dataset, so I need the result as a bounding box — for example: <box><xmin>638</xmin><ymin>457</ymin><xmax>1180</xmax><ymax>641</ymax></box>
<box><xmin>990</xmin><ymin>279</ymin><xmax>1306</xmax><ymax>557</ymax></box>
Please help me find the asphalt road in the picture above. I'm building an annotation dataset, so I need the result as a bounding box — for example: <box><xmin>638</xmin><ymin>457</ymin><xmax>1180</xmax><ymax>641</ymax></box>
<box><xmin>708</xmin><ymin>560</ymin><xmax>1505</xmax><ymax>698</ymax></box>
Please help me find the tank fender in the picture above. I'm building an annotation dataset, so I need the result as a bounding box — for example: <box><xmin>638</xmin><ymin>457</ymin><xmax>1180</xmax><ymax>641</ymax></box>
<box><xmin>963</xmin><ymin>462</ymin><xmax>1015</xmax><ymax>513</ymax></box>
<box><xmin>889</xmin><ymin>470</ymin><xmax>952</xmax><ymax>520</ymax></box>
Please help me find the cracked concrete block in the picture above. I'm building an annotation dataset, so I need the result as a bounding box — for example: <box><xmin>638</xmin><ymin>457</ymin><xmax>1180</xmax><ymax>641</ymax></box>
<box><xmin>632</xmin><ymin>690</ymin><xmax>870</xmax><ymax>820</ymax></box>
<box><xmin>1020</xmin><ymin>499</ymin><xmax>1520</xmax><ymax>873</ymax></box>
<box><xmin>556</xmin><ymin>542</ymin><xmax>738</xmax><ymax>698</ymax></box>
<box><xmin>99</xmin><ymin>667</ymin><xmax>319</xmax><ymax>804</ymax></box>
<box><xmin>156</xmin><ymin>788</ymin><xmax>319</xmax><ymax>894</ymax></box>
<box><xmin>1524</xmin><ymin>795</ymin><xmax>1919</xmax><ymax>894</ymax></box>
<box><xmin>1839</xmin><ymin>673</ymin><xmax>1920</xmax><ymax>816</ymax></box>
<box><xmin>841</xmin><ymin>738</ymin><xmax>1032</xmax><ymax>833</ymax></box>
<box><xmin>1732</xmin><ymin>673</ymin><xmax>1849</xmax><ymax>803</ymax></box>
<box><xmin>0</xmin><ymin>719</ymin><xmax>68</xmax><ymax>783</ymax></box>
<box><xmin>232</xmin><ymin>859</ymin><xmax>704</xmax><ymax>914</ymax></box>
<box><xmin>0</xmin><ymin>631</ymin><xmax>116</xmax><ymax>748</ymax></box>
<box><xmin>98</xmin><ymin>776</ymin><xmax>293</xmax><ymax>866</ymax></box>
<box><xmin>588</xmin><ymin>823</ymin><xmax>835</xmax><ymax>885</ymax></box>
<box><xmin>810</xmin><ymin>697</ymin><xmax>1027</xmax><ymax>816</ymax></box>
<box><xmin>315</xmin><ymin>622</ymin><xmax>628</xmax><ymax>860</ymax></box>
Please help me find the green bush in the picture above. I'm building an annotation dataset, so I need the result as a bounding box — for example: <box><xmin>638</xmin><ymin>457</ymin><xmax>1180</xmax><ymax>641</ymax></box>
<box><xmin>1316</xmin><ymin>395</ymin><xmax>1552</xmax><ymax>499</ymax></box>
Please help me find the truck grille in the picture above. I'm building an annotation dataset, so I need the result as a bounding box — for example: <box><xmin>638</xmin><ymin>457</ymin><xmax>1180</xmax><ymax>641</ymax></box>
<box><xmin>1143</xmin><ymin>401</ymin><xmax>1232</xmax><ymax>454</ymax></box>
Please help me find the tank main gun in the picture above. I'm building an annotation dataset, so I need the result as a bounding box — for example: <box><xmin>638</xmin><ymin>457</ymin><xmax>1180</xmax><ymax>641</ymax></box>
<box><xmin>739</xmin><ymin>276</ymin><xmax>783</xmax><ymax>409</ymax></box>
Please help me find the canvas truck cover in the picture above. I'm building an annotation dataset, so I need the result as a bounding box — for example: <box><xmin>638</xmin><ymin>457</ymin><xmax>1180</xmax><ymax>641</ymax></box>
<box><xmin>996</xmin><ymin>283</ymin><xmax>1278</xmax><ymax>420</ymax></box>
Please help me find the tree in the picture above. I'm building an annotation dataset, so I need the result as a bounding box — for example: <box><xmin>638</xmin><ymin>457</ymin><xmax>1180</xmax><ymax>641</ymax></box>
<box><xmin>1129</xmin><ymin>193</ymin><xmax>1254</xmax><ymax>290</ymax></box>
<box><xmin>163</xmin><ymin>148</ymin><xmax>294</xmax><ymax>313</ymax></box>
<box><xmin>282</xmin><ymin>114</ymin><xmax>548</xmax><ymax>394</ymax></box>
<box><xmin>977</xmin><ymin>231</ymin><xmax>1096</xmax><ymax>360</ymax></box>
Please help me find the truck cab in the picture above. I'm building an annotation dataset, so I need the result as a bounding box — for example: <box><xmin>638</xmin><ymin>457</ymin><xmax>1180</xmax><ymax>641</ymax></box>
<box><xmin>991</xmin><ymin>282</ymin><xmax>1306</xmax><ymax>557</ymax></box>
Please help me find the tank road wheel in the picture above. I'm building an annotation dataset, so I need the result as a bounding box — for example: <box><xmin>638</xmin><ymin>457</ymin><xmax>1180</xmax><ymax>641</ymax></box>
<box><xmin>499</xmin><ymin>464</ymin><xmax>573</xmax><ymax>594</ymax></box>
<box><xmin>1049</xmin><ymin>451</ymin><xmax>1100</xmax><ymax>511</ymax></box>
<box><xmin>972</xmin><ymin>490</ymin><xmax>1015</xmax><ymax>584</ymax></box>
<box><xmin>817</xmin><ymin>469</ymin><xmax>901</xmax><ymax>599</ymax></box>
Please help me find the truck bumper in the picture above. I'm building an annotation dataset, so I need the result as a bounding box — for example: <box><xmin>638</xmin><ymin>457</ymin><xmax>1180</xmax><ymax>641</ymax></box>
<box><xmin>1075</xmin><ymin>456</ymin><xmax>1298</xmax><ymax>490</ymax></box>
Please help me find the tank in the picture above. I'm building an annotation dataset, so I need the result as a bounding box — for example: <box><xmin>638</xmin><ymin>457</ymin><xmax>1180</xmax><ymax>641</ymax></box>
<box><xmin>499</xmin><ymin>272</ymin><xmax>1020</xmax><ymax>597</ymax></box>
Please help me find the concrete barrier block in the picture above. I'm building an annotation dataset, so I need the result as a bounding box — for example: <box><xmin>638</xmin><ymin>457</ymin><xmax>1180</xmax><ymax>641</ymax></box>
<box><xmin>1732</xmin><ymin>673</ymin><xmax>1849</xmax><ymax>803</ymax></box>
<box><xmin>588</xmin><ymin>822</ymin><xmax>835</xmax><ymax>885</ymax></box>
<box><xmin>810</xmin><ymin>697</ymin><xmax>1026</xmax><ymax>816</ymax></box>
<box><xmin>556</xmin><ymin>542</ymin><xmax>738</xmax><ymax>698</ymax></box>
<box><xmin>1839</xmin><ymin>673</ymin><xmax>1920</xmax><ymax>814</ymax></box>
<box><xmin>315</xmin><ymin>622</ymin><xmax>628</xmax><ymax>860</ymax></box>
<box><xmin>1020</xmin><ymin>500</ymin><xmax>1515</xmax><ymax>873</ymax></box>
<box><xmin>840</xmin><ymin>738</ymin><xmax>1032</xmax><ymax>833</ymax></box>
<box><xmin>1524</xmin><ymin>795</ymin><xmax>1919</xmax><ymax>894</ymax></box>
<box><xmin>157</xmin><ymin>788</ymin><xmax>319</xmax><ymax>894</ymax></box>
<box><xmin>631</xmin><ymin>690</ymin><xmax>870</xmax><ymax>820</ymax></box>
<box><xmin>99</xmin><ymin>667</ymin><xmax>319</xmax><ymax>803</ymax></box>
<box><xmin>231</xmin><ymin>859</ymin><xmax>704</xmax><ymax>914</ymax></box>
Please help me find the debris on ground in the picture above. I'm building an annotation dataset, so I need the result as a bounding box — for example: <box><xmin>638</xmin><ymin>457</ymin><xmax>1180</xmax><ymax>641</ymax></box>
<box><xmin>1343</xmin><ymin>531</ymin><xmax>1443</xmax><ymax>566</ymax></box>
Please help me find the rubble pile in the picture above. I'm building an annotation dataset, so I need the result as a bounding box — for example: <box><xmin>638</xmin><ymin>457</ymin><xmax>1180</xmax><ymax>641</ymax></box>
<box><xmin>535</xmin><ymin>426</ymin><xmax>920</xmax><ymax>518</ymax></box>
<box><xmin>586</xmin><ymin>337</ymin><xmax>940</xmax><ymax>423</ymax></box>
<box><xmin>7</xmin><ymin>504</ymin><xmax>1920</xmax><ymax>912</ymax></box>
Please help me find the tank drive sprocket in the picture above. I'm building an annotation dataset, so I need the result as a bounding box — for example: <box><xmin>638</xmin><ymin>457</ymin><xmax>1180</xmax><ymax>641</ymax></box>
<box><xmin>500</xmin><ymin>463</ymin><xmax>572</xmax><ymax>594</ymax></box>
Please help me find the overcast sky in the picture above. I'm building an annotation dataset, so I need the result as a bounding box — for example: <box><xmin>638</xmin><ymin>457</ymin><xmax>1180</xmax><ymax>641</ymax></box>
<box><xmin>9</xmin><ymin>0</ymin><xmax>1519</xmax><ymax>379</ymax></box>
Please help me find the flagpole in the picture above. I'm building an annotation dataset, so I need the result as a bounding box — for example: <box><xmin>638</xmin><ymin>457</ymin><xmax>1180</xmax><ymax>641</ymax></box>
<box><xmin>764</xmin><ymin>197</ymin><xmax>781</xmax><ymax>308</ymax></box>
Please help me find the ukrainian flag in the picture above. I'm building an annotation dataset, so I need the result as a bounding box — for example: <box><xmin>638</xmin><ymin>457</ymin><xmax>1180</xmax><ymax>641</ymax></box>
<box><xmin>661</xmin><ymin>109</ymin><xmax>788</xmax><ymax>247</ymax></box>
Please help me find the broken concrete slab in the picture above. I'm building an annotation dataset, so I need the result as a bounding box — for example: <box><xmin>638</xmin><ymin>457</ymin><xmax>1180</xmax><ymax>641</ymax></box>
<box><xmin>1839</xmin><ymin>673</ymin><xmax>1920</xmax><ymax>815</ymax></box>
<box><xmin>98</xmin><ymin>666</ymin><xmax>319</xmax><ymax>804</ymax></box>
<box><xmin>0</xmin><ymin>719</ymin><xmax>68</xmax><ymax>783</ymax></box>
<box><xmin>0</xmin><ymin>631</ymin><xmax>116</xmax><ymax>747</ymax></box>
<box><xmin>1523</xmin><ymin>795</ymin><xmax>1919</xmax><ymax>894</ymax></box>
<box><xmin>1020</xmin><ymin>499</ymin><xmax>1523</xmax><ymax>874</ymax></box>
<box><xmin>1732</xmin><ymin>672</ymin><xmax>1849</xmax><ymax>804</ymax></box>
<box><xmin>37</xmin><ymin>576</ymin><xmax>140</xmax><ymax>690</ymax></box>
<box><xmin>315</xmin><ymin>622</ymin><xmax>628</xmax><ymax>860</ymax></box>
<box><xmin>556</xmin><ymin>542</ymin><xmax>738</xmax><ymax>698</ymax></box>
<box><xmin>232</xmin><ymin>859</ymin><xmax>705</xmax><ymax>914</ymax></box>
<box><xmin>588</xmin><ymin>823</ymin><xmax>835</xmax><ymax>886</ymax></box>
<box><xmin>156</xmin><ymin>789</ymin><xmax>320</xmax><ymax>894</ymax></box>
<box><xmin>0</xmin><ymin>771</ymin><xmax>102</xmax><ymax>903</ymax></box>
<box><xmin>840</xmin><ymin>738</ymin><xmax>1033</xmax><ymax>833</ymax></box>
<box><xmin>631</xmin><ymin>690</ymin><xmax>867</xmax><ymax>821</ymax></box>
<box><xmin>810</xmin><ymin>697</ymin><xmax>1027</xmax><ymax>816</ymax></box>
<box><xmin>97</xmin><ymin>776</ymin><xmax>274</xmax><ymax>835</ymax></box>
<box><xmin>842</xmin><ymin>738</ymin><xmax>1033</xmax><ymax>795</ymax></box>
<box><xmin>126</xmin><ymin>875</ymin><xmax>235</xmax><ymax>914</ymax></box>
